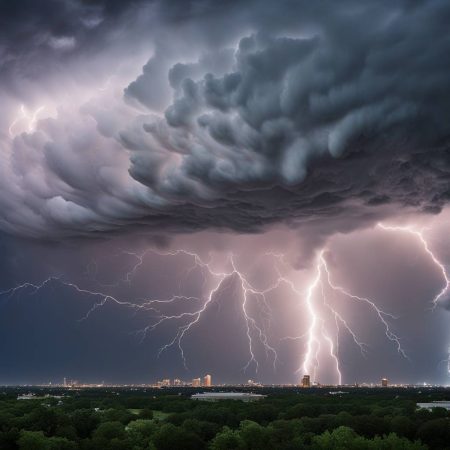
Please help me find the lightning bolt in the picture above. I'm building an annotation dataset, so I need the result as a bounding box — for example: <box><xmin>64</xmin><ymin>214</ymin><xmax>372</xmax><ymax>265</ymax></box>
<box><xmin>378</xmin><ymin>223</ymin><xmax>450</xmax><ymax>308</ymax></box>
<box><xmin>0</xmin><ymin>277</ymin><xmax>59</xmax><ymax>298</ymax></box>
<box><xmin>8</xmin><ymin>104</ymin><xmax>46</xmax><ymax>136</ymax></box>
<box><xmin>1</xmin><ymin>249</ymin><xmax>283</xmax><ymax>374</ymax></box>
<box><xmin>299</xmin><ymin>250</ymin><xmax>407</xmax><ymax>385</ymax></box>
<box><xmin>3</xmin><ymin>223</ymin><xmax>445</xmax><ymax>384</ymax></box>
<box><xmin>131</xmin><ymin>250</ymin><xmax>281</xmax><ymax>372</ymax></box>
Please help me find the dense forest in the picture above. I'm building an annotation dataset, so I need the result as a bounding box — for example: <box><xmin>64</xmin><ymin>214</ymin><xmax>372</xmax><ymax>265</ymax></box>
<box><xmin>0</xmin><ymin>387</ymin><xmax>449</xmax><ymax>449</ymax></box>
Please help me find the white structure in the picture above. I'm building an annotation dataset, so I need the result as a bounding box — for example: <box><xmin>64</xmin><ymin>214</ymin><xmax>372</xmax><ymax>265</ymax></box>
<box><xmin>417</xmin><ymin>401</ymin><xmax>450</xmax><ymax>411</ymax></box>
<box><xmin>17</xmin><ymin>393</ymin><xmax>35</xmax><ymax>400</ymax></box>
<box><xmin>191</xmin><ymin>392</ymin><xmax>266</xmax><ymax>402</ymax></box>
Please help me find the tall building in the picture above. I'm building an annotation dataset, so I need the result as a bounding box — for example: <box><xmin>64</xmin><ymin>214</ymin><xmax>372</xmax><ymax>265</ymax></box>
<box><xmin>302</xmin><ymin>375</ymin><xmax>311</xmax><ymax>388</ymax></box>
<box><xmin>381</xmin><ymin>377</ymin><xmax>388</xmax><ymax>387</ymax></box>
<box><xmin>173</xmin><ymin>379</ymin><xmax>182</xmax><ymax>386</ymax></box>
<box><xmin>192</xmin><ymin>378</ymin><xmax>201</xmax><ymax>387</ymax></box>
<box><xmin>203</xmin><ymin>374</ymin><xmax>212</xmax><ymax>387</ymax></box>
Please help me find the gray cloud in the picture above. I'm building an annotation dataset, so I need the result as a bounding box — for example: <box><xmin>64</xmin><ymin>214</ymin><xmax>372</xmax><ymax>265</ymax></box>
<box><xmin>1</xmin><ymin>0</ymin><xmax>450</xmax><ymax>243</ymax></box>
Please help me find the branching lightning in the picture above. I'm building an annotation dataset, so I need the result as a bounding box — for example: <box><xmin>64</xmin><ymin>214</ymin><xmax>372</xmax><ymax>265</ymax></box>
<box><xmin>1</xmin><ymin>223</ymin><xmax>447</xmax><ymax>383</ymax></box>
<box><xmin>0</xmin><ymin>250</ymin><xmax>285</xmax><ymax>373</ymax></box>
<box><xmin>298</xmin><ymin>250</ymin><xmax>406</xmax><ymax>385</ymax></box>
<box><xmin>131</xmin><ymin>250</ymin><xmax>283</xmax><ymax>371</ymax></box>
<box><xmin>8</xmin><ymin>104</ymin><xmax>46</xmax><ymax>136</ymax></box>
<box><xmin>378</xmin><ymin>223</ymin><xmax>450</xmax><ymax>308</ymax></box>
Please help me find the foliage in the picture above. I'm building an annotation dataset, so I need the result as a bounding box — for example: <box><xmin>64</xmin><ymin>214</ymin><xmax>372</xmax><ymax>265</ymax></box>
<box><xmin>0</xmin><ymin>387</ymin><xmax>448</xmax><ymax>449</ymax></box>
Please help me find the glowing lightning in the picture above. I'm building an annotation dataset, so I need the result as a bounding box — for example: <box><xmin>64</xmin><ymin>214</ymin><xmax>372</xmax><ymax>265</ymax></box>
<box><xmin>132</xmin><ymin>251</ymin><xmax>282</xmax><ymax>372</ymax></box>
<box><xmin>0</xmin><ymin>277</ymin><xmax>59</xmax><ymax>298</ymax></box>
<box><xmin>8</xmin><ymin>104</ymin><xmax>46</xmax><ymax>136</ymax></box>
<box><xmin>4</xmin><ymin>227</ymin><xmax>441</xmax><ymax>384</ymax></box>
<box><xmin>300</xmin><ymin>250</ymin><xmax>408</xmax><ymax>385</ymax></box>
<box><xmin>0</xmin><ymin>249</ymin><xmax>283</xmax><ymax>373</ymax></box>
<box><xmin>378</xmin><ymin>223</ymin><xmax>450</xmax><ymax>308</ymax></box>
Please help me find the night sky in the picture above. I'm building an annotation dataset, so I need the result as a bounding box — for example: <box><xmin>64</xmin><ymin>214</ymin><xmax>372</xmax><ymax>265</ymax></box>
<box><xmin>0</xmin><ymin>0</ymin><xmax>449</xmax><ymax>386</ymax></box>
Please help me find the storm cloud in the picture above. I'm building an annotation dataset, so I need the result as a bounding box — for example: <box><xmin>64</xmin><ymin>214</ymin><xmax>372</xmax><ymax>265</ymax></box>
<box><xmin>1</xmin><ymin>0</ymin><xmax>450</xmax><ymax>240</ymax></box>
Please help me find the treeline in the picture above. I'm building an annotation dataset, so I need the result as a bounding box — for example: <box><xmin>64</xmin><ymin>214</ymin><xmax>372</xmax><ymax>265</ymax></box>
<box><xmin>0</xmin><ymin>387</ymin><xmax>448</xmax><ymax>449</ymax></box>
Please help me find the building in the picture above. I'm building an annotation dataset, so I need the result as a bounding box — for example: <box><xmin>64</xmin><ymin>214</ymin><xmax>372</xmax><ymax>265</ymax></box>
<box><xmin>192</xmin><ymin>378</ymin><xmax>201</xmax><ymax>387</ymax></box>
<box><xmin>17</xmin><ymin>393</ymin><xmax>36</xmax><ymax>400</ymax></box>
<box><xmin>381</xmin><ymin>378</ymin><xmax>388</xmax><ymax>387</ymax></box>
<box><xmin>302</xmin><ymin>375</ymin><xmax>311</xmax><ymax>388</ymax></box>
<box><xmin>417</xmin><ymin>401</ymin><xmax>450</xmax><ymax>411</ymax></box>
<box><xmin>173</xmin><ymin>379</ymin><xmax>182</xmax><ymax>386</ymax></box>
<box><xmin>155</xmin><ymin>379</ymin><xmax>171</xmax><ymax>388</ymax></box>
<box><xmin>191</xmin><ymin>392</ymin><xmax>266</xmax><ymax>402</ymax></box>
<box><xmin>203</xmin><ymin>374</ymin><xmax>212</xmax><ymax>387</ymax></box>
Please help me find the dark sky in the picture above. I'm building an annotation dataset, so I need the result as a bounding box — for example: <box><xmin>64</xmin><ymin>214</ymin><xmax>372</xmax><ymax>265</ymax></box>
<box><xmin>0</xmin><ymin>0</ymin><xmax>449</xmax><ymax>385</ymax></box>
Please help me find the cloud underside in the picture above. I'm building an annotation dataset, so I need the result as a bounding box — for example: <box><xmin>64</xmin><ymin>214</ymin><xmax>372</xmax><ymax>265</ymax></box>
<box><xmin>1</xmin><ymin>0</ymin><xmax>450</xmax><ymax>239</ymax></box>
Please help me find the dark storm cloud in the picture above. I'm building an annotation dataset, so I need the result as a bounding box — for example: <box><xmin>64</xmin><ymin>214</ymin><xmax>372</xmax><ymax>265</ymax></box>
<box><xmin>1</xmin><ymin>0</ymin><xmax>450</xmax><ymax>240</ymax></box>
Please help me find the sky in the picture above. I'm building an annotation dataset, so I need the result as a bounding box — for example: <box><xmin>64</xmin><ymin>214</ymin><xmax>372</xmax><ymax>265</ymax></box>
<box><xmin>0</xmin><ymin>0</ymin><xmax>449</xmax><ymax>386</ymax></box>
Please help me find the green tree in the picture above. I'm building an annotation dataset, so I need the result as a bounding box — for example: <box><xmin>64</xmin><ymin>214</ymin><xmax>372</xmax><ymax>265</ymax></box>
<box><xmin>0</xmin><ymin>427</ymin><xmax>20</xmax><ymax>450</ymax></box>
<box><xmin>127</xmin><ymin>419</ymin><xmax>157</xmax><ymax>449</ymax></box>
<box><xmin>22</xmin><ymin>407</ymin><xmax>60</xmax><ymax>436</ymax></box>
<box><xmin>91</xmin><ymin>421</ymin><xmax>126</xmax><ymax>448</ymax></box>
<box><xmin>416</xmin><ymin>418</ymin><xmax>450</xmax><ymax>449</ymax></box>
<box><xmin>153</xmin><ymin>423</ymin><xmax>204</xmax><ymax>450</ymax></box>
<box><xmin>139</xmin><ymin>409</ymin><xmax>154</xmax><ymax>420</ymax></box>
<box><xmin>369</xmin><ymin>433</ymin><xmax>425</xmax><ymax>450</ymax></box>
<box><xmin>311</xmin><ymin>426</ymin><xmax>369</xmax><ymax>450</ymax></box>
<box><xmin>54</xmin><ymin>425</ymin><xmax>78</xmax><ymax>441</ymax></box>
<box><xmin>47</xmin><ymin>437</ymin><xmax>77</xmax><ymax>450</ymax></box>
<box><xmin>71</xmin><ymin>409</ymin><xmax>100</xmax><ymax>439</ymax></box>
<box><xmin>209</xmin><ymin>426</ymin><xmax>245</xmax><ymax>450</ymax></box>
<box><xmin>102</xmin><ymin>408</ymin><xmax>134</xmax><ymax>425</ymax></box>
<box><xmin>389</xmin><ymin>416</ymin><xmax>414</xmax><ymax>439</ymax></box>
<box><xmin>238</xmin><ymin>420</ymin><xmax>272</xmax><ymax>450</ymax></box>
<box><xmin>182</xmin><ymin>419</ymin><xmax>220</xmax><ymax>442</ymax></box>
<box><xmin>17</xmin><ymin>430</ymin><xmax>48</xmax><ymax>450</ymax></box>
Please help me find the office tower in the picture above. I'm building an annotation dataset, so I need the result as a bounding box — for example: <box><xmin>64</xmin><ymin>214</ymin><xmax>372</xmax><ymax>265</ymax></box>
<box><xmin>381</xmin><ymin>377</ymin><xmax>388</xmax><ymax>387</ymax></box>
<box><xmin>192</xmin><ymin>378</ymin><xmax>201</xmax><ymax>387</ymax></box>
<box><xmin>203</xmin><ymin>374</ymin><xmax>212</xmax><ymax>387</ymax></box>
<box><xmin>63</xmin><ymin>377</ymin><xmax>67</xmax><ymax>387</ymax></box>
<box><xmin>302</xmin><ymin>375</ymin><xmax>311</xmax><ymax>388</ymax></box>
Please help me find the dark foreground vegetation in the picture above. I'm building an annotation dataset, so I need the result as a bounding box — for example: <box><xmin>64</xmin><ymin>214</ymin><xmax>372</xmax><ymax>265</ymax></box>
<box><xmin>0</xmin><ymin>386</ymin><xmax>449</xmax><ymax>449</ymax></box>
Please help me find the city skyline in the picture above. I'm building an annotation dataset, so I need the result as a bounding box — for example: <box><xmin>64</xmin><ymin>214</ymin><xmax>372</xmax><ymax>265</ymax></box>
<box><xmin>1</xmin><ymin>0</ymin><xmax>450</xmax><ymax>386</ymax></box>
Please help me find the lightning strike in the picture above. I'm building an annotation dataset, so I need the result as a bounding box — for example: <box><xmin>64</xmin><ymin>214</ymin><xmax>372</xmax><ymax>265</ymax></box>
<box><xmin>8</xmin><ymin>104</ymin><xmax>46</xmax><ymax>136</ymax></box>
<box><xmin>378</xmin><ymin>223</ymin><xmax>450</xmax><ymax>308</ymax></box>
<box><xmin>2</xmin><ymin>236</ymin><xmax>426</xmax><ymax>383</ymax></box>
<box><xmin>133</xmin><ymin>252</ymin><xmax>282</xmax><ymax>372</ymax></box>
<box><xmin>1</xmin><ymin>249</ymin><xmax>284</xmax><ymax>373</ymax></box>
<box><xmin>299</xmin><ymin>250</ymin><xmax>408</xmax><ymax>385</ymax></box>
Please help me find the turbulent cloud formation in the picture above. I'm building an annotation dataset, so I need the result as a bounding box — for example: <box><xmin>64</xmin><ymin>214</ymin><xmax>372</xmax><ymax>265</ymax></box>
<box><xmin>1</xmin><ymin>0</ymin><xmax>450</xmax><ymax>240</ymax></box>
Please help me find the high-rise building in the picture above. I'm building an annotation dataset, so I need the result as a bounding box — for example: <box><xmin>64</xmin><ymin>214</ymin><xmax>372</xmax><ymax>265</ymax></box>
<box><xmin>381</xmin><ymin>378</ymin><xmax>388</xmax><ymax>387</ymax></box>
<box><xmin>173</xmin><ymin>379</ymin><xmax>182</xmax><ymax>386</ymax></box>
<box><xmin>192</xmin><ymin>378</ymin><xmax>201</xmax><ymax>387</ymax></box>
<box><xmin>203</xmin><ymin>374</ymin><xmax>212</xmax><ymax>387</ymax></box>
<box><xmin>301</xmin><ymin>375</ymin><xmax>311</xmax><ymax>388</ymax></box>
<box><xmin>63</xmin><ymin>378</ymin><xmax>67</xmax><ymax>387</ymax></box>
